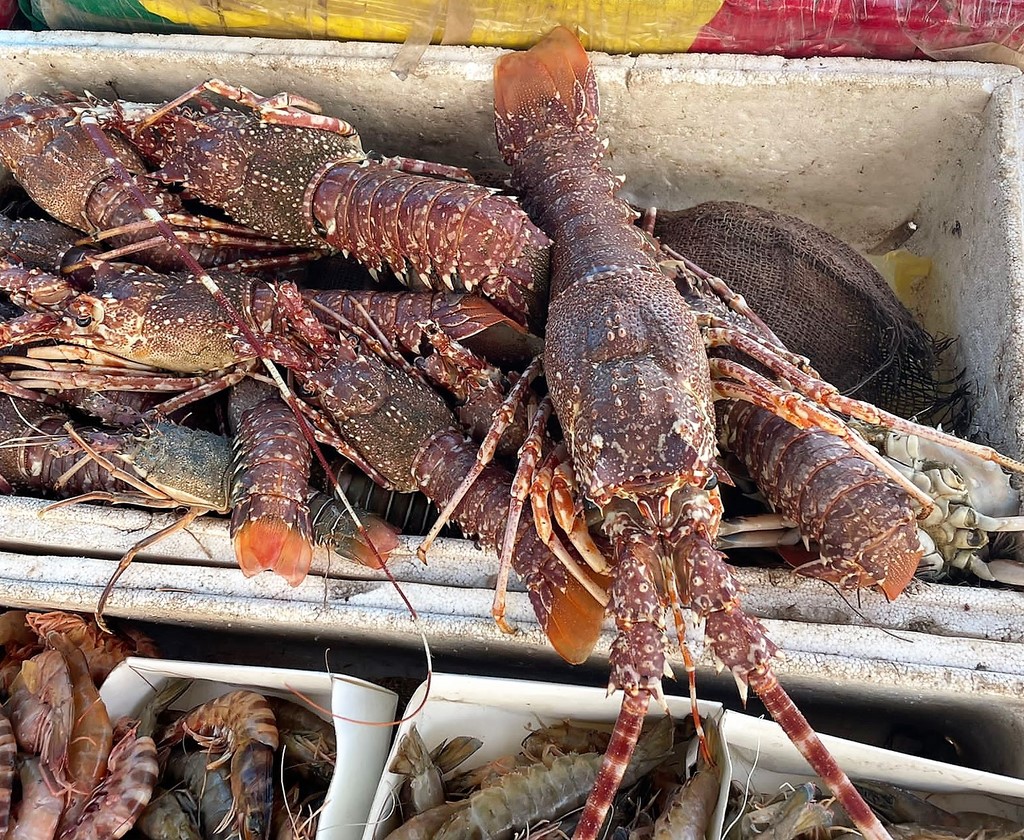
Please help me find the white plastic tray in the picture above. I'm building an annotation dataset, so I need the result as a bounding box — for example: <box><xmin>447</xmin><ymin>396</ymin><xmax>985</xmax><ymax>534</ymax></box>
<box><xmin>100</xmin><ymin>657</ymin><xmax>399</xmax><ymax>840</ymax></box>
<box><xmin>364</xmin><ymin>673</ymin><xmax>731</xmax><ymax>840</ymax></box>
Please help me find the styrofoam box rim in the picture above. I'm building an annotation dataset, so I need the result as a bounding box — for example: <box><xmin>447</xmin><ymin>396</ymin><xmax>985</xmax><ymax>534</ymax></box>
<box><xmin>365</xmin><ymin>674</ymin><xmax>1024</xmax><ymax>840</ymax></box>
<box><xmin>100</xmin><ymin>657</ymin><xmax>398</xmax><ymax>840</ymax></box>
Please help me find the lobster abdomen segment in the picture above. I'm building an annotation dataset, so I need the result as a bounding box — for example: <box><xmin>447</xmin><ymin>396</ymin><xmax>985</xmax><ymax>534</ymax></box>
<box><xmin>721</xmin><ymin>400</ymin><xmax>922</xmax><ymax>600</ymax></box>
<box><xmin>310</xmin><ymin>162</ymin><xmax>550</xmax><ymax>326</ymax></box>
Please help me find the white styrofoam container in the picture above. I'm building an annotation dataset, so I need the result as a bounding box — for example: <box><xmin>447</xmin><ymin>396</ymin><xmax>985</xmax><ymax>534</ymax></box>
<box><xmin>365</xmin><ymin>674</ymin><xmax>1024</xmax><ymax>840</ymax></box>
<box><xmin>1</xmin><ymin>29</ymin><xmax>1024</xmax><ymax>779</ymax></box>
<box><xmin>723</xmin><ymin>712</ymin><xmax>1024</xmax><ymax>826</ymax></box>
<box><xmin>99</xmin><ymin>657</ymin><xmax>399</xmax><ymax>840</ymax></box>
<box><xmin>364</xmin><ymin>673</ymin><xmax>731</xmax><ymax>840</ymax></box>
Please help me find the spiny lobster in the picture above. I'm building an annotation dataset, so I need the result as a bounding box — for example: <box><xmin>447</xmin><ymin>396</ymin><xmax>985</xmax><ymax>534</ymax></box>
<box><xmin>88</xmin><ymin>82</ymin><xmax>553</xmax><ymax>328</ymax></box>
<box><xmin>0</xmin><ymin>244</ymin><xmax>600</xmax><ymax>643</ymax></box>
<box><xmin>0</xmin><ymin>393</ymin><xmax>400</xmax><ymax>608</ymax></box>
<box><xmin>491</xmin><ymin>26</ymin><xmax>1024</xmax><ymax>840</ymax></box>
<box><xmin>0</xmin><ymin>92</ymin><xmax>303</xmax><ymax>272</ymax></box>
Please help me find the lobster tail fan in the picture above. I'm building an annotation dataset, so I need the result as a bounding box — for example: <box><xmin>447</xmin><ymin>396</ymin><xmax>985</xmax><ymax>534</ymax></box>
<box><xmin>877</xmin><ymin>550</ymin><xmax>919</xmax><ymax>602</ymax></box>
<box><xmin>494</xmin><ymin>26</ymin><xmax>598</xmax><ymax>163</ymax></box>
<box><xmin>540</xmin><ymin>574</ymin><xmax>606</xmax><ymax>665</ymax></box>
<box><xmin>232</xmin><ymin>516</ymin><xmax>314</xmax><ymax>587</ymax></box>
<box><xmin>327</xmin><ymin>515</ymin><xmax>401</xmax><ymax>570</ymax></box>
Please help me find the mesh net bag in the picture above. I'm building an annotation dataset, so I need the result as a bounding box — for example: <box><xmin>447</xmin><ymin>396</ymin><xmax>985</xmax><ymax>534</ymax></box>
<box><xmin>654</xmin><ymin>201</ymin><xmax>952</xmax><ymax>424</ymax></box>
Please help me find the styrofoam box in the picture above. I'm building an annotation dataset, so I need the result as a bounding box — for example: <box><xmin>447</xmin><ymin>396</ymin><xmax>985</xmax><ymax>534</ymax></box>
<box><xmin>722</xmin><ymin>712</ymin><xmax>1024</xmax><ymax>827</ymax></box>
<box><xmin>99</xmin><ymin>657</ymin><xmax>399</xmax><ymax>840</ymax></box>
<box><xmin>2</xmin><ymin>28</ymin><xmax>1024</xmax><ymax>779</ymax></box>
<box><xmin>364</xmin><ymin>673</ymin><xmax>731</xmax><ymax>840</ymax></box>
<box><xmin>366</xmin><ymin>674</ymin><xmax>1024</xmax><ymax>840</ymax></box>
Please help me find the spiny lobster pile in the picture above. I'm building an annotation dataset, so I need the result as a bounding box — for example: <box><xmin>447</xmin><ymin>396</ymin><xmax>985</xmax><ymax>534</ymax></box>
<box><xmin>1</xmin><ymin>28</ymin><xmax>1023</xmax><ymax>840</ymax></box>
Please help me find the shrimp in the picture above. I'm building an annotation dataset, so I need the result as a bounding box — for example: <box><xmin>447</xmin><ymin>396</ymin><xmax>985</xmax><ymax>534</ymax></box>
<box><xmin>135</xmin><ymin>788</ymin><xmax>202</xmax><ymax>840</ymax></box>
<box><xmin>738</xmin><ymin>784</ymin><xmax>834</xmax><ymax>840</ymax></box>
<box><xmin>0</xmin><ymin>711</ymin><xmax>14</xmax><ymax>836</ymax></box>
<box><xmin>163</xmin><ymin>749</ymin><xmax>236</xmax><ymax>840</ymax></box>
<box><xmin>389</xmin><ymin>726</ymin><xmax>446</xmax><ymax>818</ymax></box>
<box><xmin>431</xmin><ymin>716</ymin><xmax>674</xmax><ymax>840</ymax></box>
<box><xmin>59</xmin><ymin>728</ymin><xmax>159</xmax><ymax>840</ymax></box>
<box><xmin>264</xmin><ymin>698</ymin><xmax>335</xmax><ymax>784</ymax></box>
<box><xmin>0</xmin><ymin>610</ymin><xmax>42</xmax><ymax>697</ymax></box>
<box><xmin>160</xmin><ymin>691</ymin><xmax>277</xmax><ymax>840</ymax></box>
<box><xmin>521</xmin><ymin>722</ymin><xmax>611</xmax><ymax>763</ymax></box>
<box><xmin>42</xmin><ymin>632</ymin><xmax>112</xmax><ymax>827</ymax></box>
<box><xmin>653</xmin><ymin>717</ymin><xmax>723</xmax><ymax>840</ymax></box>
<box><xmin>7</xmin><ymin>650</ymin><xmax>73</xmax><ymax>789</ymax></box>
<box><xmin>446</xmin><ymin>725</ymin><xmax>605</xmax><ymax>798</ymax></box>
<box><xmin>9</xmin><ymin>757</ymin><xmax>64</xmax><ymax>840</ymax></box>
<box><xmin>24</xmin><ymin>612</ymin><xmax>156</xmax><ymax>686</ymax></box>
<box><xmin>382</xmin><ymin>803</ymin><xmax>469</xmax><ymax>840</ymax></box>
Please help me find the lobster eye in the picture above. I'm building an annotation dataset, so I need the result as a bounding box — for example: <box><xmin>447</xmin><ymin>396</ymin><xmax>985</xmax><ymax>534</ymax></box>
<box><xmin>704</xmin><ymin>473</ymin><xmax>719</xmax><ymax>491</ymax></box>
<box><xmin>74</xmin><ymin>314</ymin><xmax>93</xmax><ymax>327</ymax></box>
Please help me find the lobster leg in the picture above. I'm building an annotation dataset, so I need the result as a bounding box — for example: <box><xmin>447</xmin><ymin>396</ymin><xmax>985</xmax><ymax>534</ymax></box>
<box><xmin>661</xmin><ymin>246</ymin><xmax>784</xmax><ymax>348</ymax></box>
<box><xmin>707</xmin><ymin>324</ymin><xmax>1024</xmax><ymax>473</ymax></box>
<box><xmin>371</xmin><ymin>152</ymin><xmax>476</xmax><ymax>184</ymax></box>
<box><xmin>127</xmin><ymin>80</ymin><xmax>360</xmax><ymax>139</ymax></box>
<box><xmin>415</xmin><ymin>354</ymin><xmax>543</xmax><ymax>561</ymax></box>
<box><xmin>493</xmin><ymin>396</ymin><xmax>554</xmax><ymax>631</ymax></box>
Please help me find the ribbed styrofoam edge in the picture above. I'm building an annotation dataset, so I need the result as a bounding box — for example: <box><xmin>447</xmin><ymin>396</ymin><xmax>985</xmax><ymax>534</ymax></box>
<box><xmin>4</xmin><ymin>495</ymin><xmax>1024</xmax><ymax>641</ymax></box>
<box><xmin>5</xmin><ymin>534</ymin><xmax>1024</xmax><ymax>680</ymax></box>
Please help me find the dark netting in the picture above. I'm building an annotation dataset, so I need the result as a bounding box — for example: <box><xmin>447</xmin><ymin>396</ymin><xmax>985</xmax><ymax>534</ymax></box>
<box><xmin>654</xmin><ymin>201</ymin><xmax>960</xmax><ymax>426</ymax></box>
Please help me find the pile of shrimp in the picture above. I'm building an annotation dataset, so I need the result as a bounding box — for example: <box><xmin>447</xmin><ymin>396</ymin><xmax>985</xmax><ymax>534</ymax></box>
<box><xmin>0</xmin><ymin>608</ymin><xmax>336</xmax><ymax>839</ymax></box>
<box><xmin>125</xmin><ymin>685</ymin><xmax>336</xmax><ymax>840</ymax></box>
<box><xmin>383</xmin><ymin>715</ymin><xmax>723</xmax><ymax>840</ymax></box>
<box><xmin>0</xmin><ymin>608</ymin><xmax>158</xmax><ymax>839</ymax></box>
<box><xmin>723</xmin><ymin>780</ymin><xmax>1024</xmax><ymax>840</ymax></box>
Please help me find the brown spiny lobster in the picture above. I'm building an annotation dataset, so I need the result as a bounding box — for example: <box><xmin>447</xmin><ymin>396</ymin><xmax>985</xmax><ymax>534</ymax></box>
<box><xmin>0</xmin><ymin>238</ymin><xmax>599</xmax><ymax>642</ymax></box>
<box><xmin>0</xmin><ymin>93</ymin><xmax>304</xmax><ymax>272</ymax></box>
<box><xmin>491</xmin><ymin>27</ymin><xmax>1024</xmax><ymax>840</ymax></box>
<box><xmin>90</xmin><ymin>82</ymin><xmax>552</xmax><ymax>327</ymax></box>
<box><xmin>717</xmin><ymin>400</ymin><xmax>923</xmax><ymax>596</ymax></box>
<box><xmin>0</xmin><ymin>391</ymin><xmax>400</xmax><ymax>606</ymax></box>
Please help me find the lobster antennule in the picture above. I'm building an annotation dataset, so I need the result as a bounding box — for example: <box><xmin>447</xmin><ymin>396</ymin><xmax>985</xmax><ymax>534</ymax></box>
<box><xmin>232</xmin><ymin>517</ymin><xmax>314</xmax><ymax>586</ymax></box>
<box><xmin>493</xmin><ymin>26</ymin><xmax>598</xmax><ymax>161</ymax></box>
<box><xmin>574</xmin><ymin>691</ymin><xmax>650</xmax><ymax>839</ymax></box>
<box><xmin>750</xmin><ymin>670</ymin><xmax>893</xmax><ymax>840</ymax></box>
